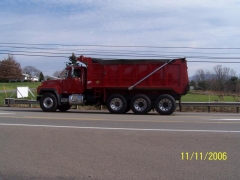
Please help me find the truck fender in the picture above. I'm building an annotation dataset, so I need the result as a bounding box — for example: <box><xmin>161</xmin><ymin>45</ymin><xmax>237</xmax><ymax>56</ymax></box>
<box><xmin>38</xmin><ymin>89</ymin><xmax>62</xmax><ymax>106</ymax></box>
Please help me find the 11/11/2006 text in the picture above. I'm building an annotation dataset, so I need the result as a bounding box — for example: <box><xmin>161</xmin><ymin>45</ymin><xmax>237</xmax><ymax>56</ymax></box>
<box><xmin>181</xmin><ymin>152</ymin><xmax>227</xmax><ymax>161</ymax></box>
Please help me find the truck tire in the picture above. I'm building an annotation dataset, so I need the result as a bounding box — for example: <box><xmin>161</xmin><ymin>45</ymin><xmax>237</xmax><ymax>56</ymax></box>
<box><xmin>155</xmin><ymin>94</ymin><xmax>176</xmax><ymax>115</ymax></box>
<box><xmin>40</xmin><ymin>93</ymin><xmax>58</xmax><ymax>112</ymax></box>
<box><xmin>130</xmin><ymin>94</ymin><xmax>151</xmax><ymax>114</ymax></box>
<box><xmin>57</xmin><ymin>105</ymin><xmax>72</xmax><ymax>112</ymax></box>
<box><xmin>107</xmin><ymin>94</ymin><xmax>127</xmax><ymax>114</ymax></box>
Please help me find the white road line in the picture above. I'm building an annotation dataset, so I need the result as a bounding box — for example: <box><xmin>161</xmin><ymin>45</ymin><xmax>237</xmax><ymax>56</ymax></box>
<box><xmin>209</xmin><ymin>119</ymin><xmax>240</xmax><ymax>121</ymax></box>
<box><xmin>0</xmin><ymin>113</ymin><xmax>15</xmax><ymax>115</ymax></box>
<box><xmin>0</xmin><ymin>123</ymin><xmax>239</xmax><ymax>133</ymax></box>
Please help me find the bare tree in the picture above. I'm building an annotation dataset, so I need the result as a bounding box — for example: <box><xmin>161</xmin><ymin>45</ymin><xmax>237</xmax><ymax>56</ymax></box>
<box><xmin>22</xmin><ymin>66</ymin><xmax>41</xmax><ymax>78</ymax></box>
<box><xmin>193</xmin><ymin>65</ymin><xmax>238</xmax><ymax>92</ymax></box>
<box><xmin>53</xmin><ymin>69</ymin><xmax>66</xmax><ymax>78</ymax></box>
<box><xmin>194</xmin><ymin>69</ymin><xmax>203</xmax><ymax>82</ymax></box>
<box><xmin>194</xmin><ymin>69</ymin><xmax>212</xmax><ymax>91</ymax></box>
<box><xmin>195</xmin><ymin>69</ymin><xmax>212</xmax><ymax>81</ymax></box>
<box><xmin>230</xmin><ymin>69</ymin><xmax>236</xmax><ymax>77</ymax></box>
<box><xmin>0</xmin><ymin>55</ymin><xmax>22</xmax><ymax>81</ymax></box>
<box><xmin>213</xmin><ymin>65</ymin><xmax>230</xmax><ymax>91</ymax></box>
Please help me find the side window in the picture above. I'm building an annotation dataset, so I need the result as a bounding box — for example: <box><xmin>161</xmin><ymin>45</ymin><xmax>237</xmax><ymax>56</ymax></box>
<box><xmin>73</xmin><ymin>69</ymin><xmax>81</xmax><ymax>78</ymax></box>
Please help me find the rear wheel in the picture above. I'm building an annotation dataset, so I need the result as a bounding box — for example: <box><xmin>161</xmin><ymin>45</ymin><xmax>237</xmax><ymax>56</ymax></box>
<box><xmin>130</xmin><ymin>94</ymin><xmax>151</xmax><ymax>114</ymax></box>
<box><xmin>155</xmin><ymin>94</ymin><xmax>176</xmax><ymax>115</ymax></box>
<box><xmin>57</xmin><ymin>105</ymin><xmax>72</xmax><ymax>112</ymax></box>
<box><xmin>107</xmin><ymin>94</ymin><xmax>127</xmax><ymax>114</ymax></box>
<box><xmin>40</xmin><ymin>93</ymin><xmax>58</xmax><ymax>112</ymax></box>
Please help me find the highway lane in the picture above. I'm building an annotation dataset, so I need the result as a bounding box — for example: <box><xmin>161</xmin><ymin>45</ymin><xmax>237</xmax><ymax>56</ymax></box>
<box><xmin>0</xmin><ymin>107</ymin><xmax>240</xmax><ymax>180</ymax></box>
<box><xmin>1</xmin><ymin>107</ymin><xmax>240</xmax><ymax>131</ymax></box>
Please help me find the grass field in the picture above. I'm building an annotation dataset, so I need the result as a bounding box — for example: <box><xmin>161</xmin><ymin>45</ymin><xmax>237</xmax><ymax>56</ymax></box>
<box><xmin>0</xmin><ymin>82</ymin><xmax>239</xmax><ymax>106</ymax></box>
<box><xmin>181</xmin><ymin>93</ymin><xmax>237</xmax><ymax>102</ymax></box>
<box><xmin>0</xmin><ymin>82</ymin><xmax>41</xmax><ymax>91</ymax></box>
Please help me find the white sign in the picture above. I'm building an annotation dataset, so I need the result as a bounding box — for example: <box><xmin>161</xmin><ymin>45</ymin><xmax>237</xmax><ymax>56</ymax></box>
<box><xmin>17</xmin><ymin>87</ymin><xmax>29</xmax><ymax>98</ymax></box>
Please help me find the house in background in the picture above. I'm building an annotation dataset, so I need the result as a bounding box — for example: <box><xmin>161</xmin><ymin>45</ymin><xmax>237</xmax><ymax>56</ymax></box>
<box><xmin>22</xmin><ymin>74</ymin><xmax>30</xmax><ymax>81</ymax></box>
<box><xmin>22</xmin><ymin>74</ymin><xmax>39</xmax><ymax>82</ymax></box>
<box><xmin>30</xmin><ymin>76</ymin><xmax>39</xmax><ymax>82</ymax></box>
<box><xmin>9</xmin><ymin>74</ymin><xmax>39</xmax><ymax>82</ymax></box>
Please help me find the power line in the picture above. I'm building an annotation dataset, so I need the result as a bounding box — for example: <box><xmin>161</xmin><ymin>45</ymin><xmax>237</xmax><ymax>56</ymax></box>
<box><xmin>1</xmin><ymin>42</ymin><xmax>240</xmax><ymax>49</ymax></box>
<box><xmin>1</xmin><ymin>44</ymin><xmax>240</xmax><ymax>63</ymax></box>
<box><xmin>0</xmin><ymin>53</ymin><xmax>68</xmax><ymax>58</ymax></box>
<box><xmin>1</xmin><ymin>50</ymin><xmax>240</xmax><ymax>59</ymax></box>
<box><xmin>2</xmin><ymin>48</ymin><xmax>240</xmax><ymax>56</ymax></box>
<box><xmin>1</xmin><ymin>52</ymin><xmax>240</xmax><ymax>62</ymax></box>
<box><xmin>188</xmin><ymin>61</ymin><xmax>240</xmax><ymax>63</ymax></box>
<box><xmin>1</xmin><ymin>45</ymin><xmax>240</xmax><ymax>56</ymax></box>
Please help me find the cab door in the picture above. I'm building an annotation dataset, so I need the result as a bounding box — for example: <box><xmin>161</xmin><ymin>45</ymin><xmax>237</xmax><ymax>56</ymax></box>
<box><xmin>62</xmin><ymin>68</ymin><xmax>85</xmax><ymax>94</ymax></box>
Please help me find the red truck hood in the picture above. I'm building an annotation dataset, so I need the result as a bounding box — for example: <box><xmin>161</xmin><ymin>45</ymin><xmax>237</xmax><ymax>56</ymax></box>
<box><xmin>37</xmin><ymin>79</ymin><xmax>63</xmax><ymax>95</ymax></box>
<box><xmin>41</xmin><ymin>79</ymin><xmax>62</xmax><ymax>85</ymax></box>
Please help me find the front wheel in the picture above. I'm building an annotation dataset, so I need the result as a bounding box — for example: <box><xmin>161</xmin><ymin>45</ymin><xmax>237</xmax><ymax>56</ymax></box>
<box><xmin>155</xmin><ymin>94</ymin><xmax>176</xmax><ymax>115</ymax></box>
<box><xmin>40</xmin><ymin>93</ymin><xmax>58</xmax><ymax>112</ymax></box>
<box><xmin>107</xmin><ymin>94</ymin><xmax>127</xmax><ymax>114</ymax></box>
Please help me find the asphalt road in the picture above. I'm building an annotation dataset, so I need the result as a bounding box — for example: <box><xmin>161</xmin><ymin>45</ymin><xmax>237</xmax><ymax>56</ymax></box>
<box><xmin>0</xmin><ymin>107</ymin><xmax>240</xmax><ymax>180</ymax></box>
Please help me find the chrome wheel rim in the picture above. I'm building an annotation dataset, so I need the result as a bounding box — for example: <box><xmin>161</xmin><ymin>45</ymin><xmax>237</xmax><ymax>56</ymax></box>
<box><xmin>159</xmin><ymin>98</ymin><xmax>172</xmax><ymax>112</ymax></box>
<box><xmin>134</xmin><ymin>98</ymin><xmax>147</xmax><ymax>112</ymax></box>
<box><xmin>43</xmin><ymin>97</ymin><xmax>54</xmax><ymax>108</ymax></box>
<box><xmin>110</xmin><ymin>98</ymin><xmax>123</xmax><ymax>111</ymax></box>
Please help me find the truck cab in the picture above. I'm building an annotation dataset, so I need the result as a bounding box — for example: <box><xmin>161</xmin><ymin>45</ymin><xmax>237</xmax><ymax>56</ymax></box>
<box><xmin>37</xmin><ymin>65</ymin><xmax>87</xmax><ymax>112</ymax></box>
<box><xmin>62</xmin><ymin>66</ymin><xmax>86</xmax><ymax>94</ymax></box>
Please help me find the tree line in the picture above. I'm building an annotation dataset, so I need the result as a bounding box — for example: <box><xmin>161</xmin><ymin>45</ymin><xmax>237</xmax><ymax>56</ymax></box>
<box><xmin>190</xmin><ymin>65</ymin><xmax>239</xmax><ymax>93</ymax></box>
<box><xmin>0</xmin><ymin>53</ymin><xmax>77</xmax><ymax>82</ymax></box>
<box><xmin>0</xmin><ymin>55</ymin><xmax>44</xmax><ymax>82</ymax></box>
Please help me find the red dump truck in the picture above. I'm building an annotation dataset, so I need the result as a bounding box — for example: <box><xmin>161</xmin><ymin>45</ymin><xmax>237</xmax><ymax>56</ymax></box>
<box><xmin>37</xmin><ymin>55</ymin><xmax>189</xmax><ymax>115</ymax></box>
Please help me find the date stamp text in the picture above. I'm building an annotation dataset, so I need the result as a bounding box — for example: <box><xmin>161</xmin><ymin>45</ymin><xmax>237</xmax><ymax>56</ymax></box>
<box><xmin>181</xmin><ymin>152</ymin><xmax>227</xmax><ymax>161</ymax></box>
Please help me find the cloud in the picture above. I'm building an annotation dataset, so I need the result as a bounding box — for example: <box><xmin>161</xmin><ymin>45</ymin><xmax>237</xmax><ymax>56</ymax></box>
<box><xmin>0</xmin><ymin>0</ymin><xmax>240</xmax><ymax>76</ymax></box>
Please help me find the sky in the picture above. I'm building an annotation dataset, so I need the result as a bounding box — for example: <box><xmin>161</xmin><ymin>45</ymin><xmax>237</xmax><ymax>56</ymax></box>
<box><xmin>0</xmin><ymin>0</ymin><xmax>240</xmax><ymax>77</ymax></box>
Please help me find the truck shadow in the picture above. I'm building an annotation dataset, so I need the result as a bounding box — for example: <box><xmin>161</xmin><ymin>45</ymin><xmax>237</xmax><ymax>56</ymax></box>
<box><xmin>1</xmin><ymin>108</ymin><xmax>161</xmax><ymax>115</ymax></box>
<box><xmin>57</xmin><ymin>110</ymin><xmax>160</xmax><ymax>116</ymax></box>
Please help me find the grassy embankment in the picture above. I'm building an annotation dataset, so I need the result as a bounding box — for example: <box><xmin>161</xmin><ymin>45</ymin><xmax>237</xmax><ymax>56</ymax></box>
<box><xmin>0</xmin><ymin>82</ymin><xmax>41</xmax><ymax>91</ymax></box>
<box><xmin>0</xmin><ymin>82</ymin><xmax>40</xmax><ymax>106</ymax></box>
<box><xmin>181</xmin><ymin>91</ymin><xmax>239</xmax><ymax>112</ymax></box>
<box><xmin>0</xmin><ymin>82</ymin><xmax>239</xmax><ymax>111</ymax></box>
<box><xmin>181</xmin><ymin>92</ymin><xmax>237</xmax><ymax>102</ymax></box>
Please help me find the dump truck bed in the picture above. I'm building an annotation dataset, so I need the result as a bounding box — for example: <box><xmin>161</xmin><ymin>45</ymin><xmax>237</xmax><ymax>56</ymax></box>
<box><xmin>78</xmin><ymin>56</ymin><xmax>189</xmax><ymax>95</ymax></box>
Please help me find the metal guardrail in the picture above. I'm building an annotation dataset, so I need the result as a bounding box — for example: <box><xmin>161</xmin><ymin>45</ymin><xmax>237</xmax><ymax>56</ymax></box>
<box><xmin>4</xmin><ymin>98</ymin><xmax>240</xmax><ymax>113</ymax></box>
<box><xmin>179</xmin><ymin>102</ymin><xmax>240</xmax><ymax>113</ymax></box>
<box><xmin>4</xmin><ymin>98</ymin><xmax>39</xmax><ymax>108</ymax></box>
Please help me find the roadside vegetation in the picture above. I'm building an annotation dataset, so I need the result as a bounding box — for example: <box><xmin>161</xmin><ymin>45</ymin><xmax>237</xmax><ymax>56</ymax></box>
<box><xmin>181</xmin><ymin>91</ymin><xmax>239</xmax><ymax>102</ymax></box>
<box><xmin>191</xmin><ymin>65</ymin><xmax>240</xmax><ymax>93</ymax></box>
